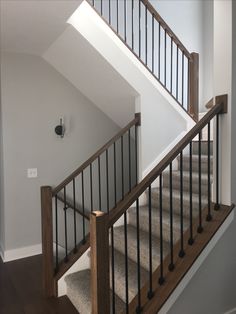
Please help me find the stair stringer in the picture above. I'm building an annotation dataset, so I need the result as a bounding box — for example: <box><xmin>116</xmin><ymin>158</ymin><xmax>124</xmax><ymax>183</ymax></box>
<box><xmin>159</xmin><ymin>210</ymin><xmax>234</xmax><ymax>314</ymax></box>
<box><xmin>43</xmin><ymin>0</ymin><xmax>195</xmax><ymax>179</ymax></box>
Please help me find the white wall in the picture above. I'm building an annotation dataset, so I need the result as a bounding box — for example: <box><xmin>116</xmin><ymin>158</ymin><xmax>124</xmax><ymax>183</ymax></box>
<box><xmin>47</xmin><ymin>2</ymin><xmax>194</xmax><ymax>181</ymax></box>
<box><xmin>0</xmin><ymin>52</ymin><xmax>121</xmax><ymax>255</ymax></box>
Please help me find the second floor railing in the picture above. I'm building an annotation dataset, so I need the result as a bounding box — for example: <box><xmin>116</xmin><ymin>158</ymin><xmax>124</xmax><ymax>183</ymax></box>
<box><xmin>87</xmin><ymin>0</ymin><xmax>199</xmax><ymax>121</ymax></box>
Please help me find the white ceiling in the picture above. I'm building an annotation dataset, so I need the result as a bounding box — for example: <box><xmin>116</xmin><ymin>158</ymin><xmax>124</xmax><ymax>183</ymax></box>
<box><xmin>0</xmin><ymin>0</ymin><xmax>82</xmax><ymax>56</ymax></box>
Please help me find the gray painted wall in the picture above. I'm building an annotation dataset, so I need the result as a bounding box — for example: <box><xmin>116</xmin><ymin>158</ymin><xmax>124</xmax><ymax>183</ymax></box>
<box><xmin>0</xmin><ymin>52</ymin><xmax>122</xmax><ymax>252</ymax></box>
<box><xmin>167</xmin><ymin>2</ymin><xmax>236</xmax><ymax>314</ymax></box>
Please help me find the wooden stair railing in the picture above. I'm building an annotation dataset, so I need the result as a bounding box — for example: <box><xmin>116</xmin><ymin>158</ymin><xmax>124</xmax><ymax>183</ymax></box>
<box><xmin>90</xmin><ymin>95</ymin><xmax>233</xmax><ymax>314</ymax></box>
<box><xmin>41</xmin><ymin>113</ymin><xmax>141</xmax><ymax>297</ymax></box>
<box><xmin>87</xmin><ymin>0</ymin><xmax>199</xmax><ymax>121</ymax></box>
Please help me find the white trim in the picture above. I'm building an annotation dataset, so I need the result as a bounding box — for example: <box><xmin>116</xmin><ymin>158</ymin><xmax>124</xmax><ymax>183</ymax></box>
<box><xmin>224</xmin><ymin>308</ymin><xmax>236</xmax><ymax>314</ymax></box>
<box><xmin>0</xmin><ymin>244</ymin><xmax>4</xmax><ymax>261</ymax></box>
<box><xmin>2</xmin><ymin>244</ymin><xmax>42</xmax><ymax>262</ymax></box>
<box><xmin>158</xmin><ymin>210</ymin><xmax>234</xmax><ymax>314</ymax></box>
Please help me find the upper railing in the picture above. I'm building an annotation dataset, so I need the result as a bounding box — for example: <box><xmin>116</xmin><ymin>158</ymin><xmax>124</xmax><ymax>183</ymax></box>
<box><xmin>90</xmin><ymin>95</ymin><xmax>228</xmax><ymax>313</ymax></box>
<box><xmin>87</xmin><ymin>0</ymin><xmax>199</xmax><ymax>121</ymax></box>
<box><xmin>41</xmin><ymin>113</ymin><xmax>141</xmax><ymax>296</ymax></box>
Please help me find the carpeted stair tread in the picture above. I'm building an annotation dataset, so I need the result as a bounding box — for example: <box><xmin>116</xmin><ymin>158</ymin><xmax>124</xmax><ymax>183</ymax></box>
<box><xmin>128</xmin><ymin>206</ymin><xmax>188</xmax><ymax>243</ymax></box>
<box><xmin>178</xmin><ymin>154</ymin><xmax>213</xmax><ymax>172</ymax></box>
<box><xmin>150</xmin><ymin>187</ymin><xmax>207</xmax><ymax>218</ymax></box>
<box><xmin>112</xmin><ymin>249</ymin><xmax>149</xmax><ymax>303</ymax></box>
<box><xmin>65</xmin><ymin>269</ymin><xmax>125</xmax><ymax>313</ymax></box>
<box><xmin>162</xmin><ymin>170</ymin><xmax>210</xmax><ymax>195</ymax></box>
<box><xmin>113</xmin><ymin>224</ymin><xmax>169</xmax><ymax>271</ymax></box>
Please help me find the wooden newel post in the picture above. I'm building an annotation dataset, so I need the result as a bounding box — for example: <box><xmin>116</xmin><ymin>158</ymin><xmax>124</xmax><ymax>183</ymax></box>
<box><xmin>90</xmin><ymin>211</ymin><xmax>110</xmax><ymax>314</ymax></box>
<box><xmin>41</xmin><ymin>186</ymin><xmax>55</xmax><ymax>297</ymax></box>
<box><xmin>189</xmin><ymin>52</ymin><xmax>199</xmax><ymax>121</ymax></box>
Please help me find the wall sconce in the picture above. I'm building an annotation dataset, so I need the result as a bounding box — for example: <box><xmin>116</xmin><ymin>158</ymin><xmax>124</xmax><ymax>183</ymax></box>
<box><xmin>55</xmin><ymin>118</ymin><xmax>65</xmax><ymax>138</ymax></box>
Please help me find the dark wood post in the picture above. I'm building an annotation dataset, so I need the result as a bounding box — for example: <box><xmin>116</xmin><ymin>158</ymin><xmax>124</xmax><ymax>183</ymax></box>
<box><xmin>189</xmin><ymin>52</ymin><xmax>199</xmax><ymax>121</ymax></box>
<box><xmin>90</xmin><ymin>211</ymin><xmax>110</xmax><ymax>314</ymax></box>
<box><xmin>41</xmin><ymin>186</ymin><xmax>55</xmax><ymax>297</ymax></box>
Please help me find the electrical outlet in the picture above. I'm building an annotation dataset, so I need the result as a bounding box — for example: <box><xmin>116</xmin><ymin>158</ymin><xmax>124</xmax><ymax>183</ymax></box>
<box><xmin>27</xmin><ymin>168</ymin><xmax>37</xmax><ymax>178</ymax></box>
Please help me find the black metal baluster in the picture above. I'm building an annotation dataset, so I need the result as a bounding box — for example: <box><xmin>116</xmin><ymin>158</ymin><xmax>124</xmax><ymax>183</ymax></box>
<box><xmin>121</xmin><ymin>135</ymin><xmax>124</xmax><ymax>199</ymax></box>
<box><xmin>55</xmin><ymin>195</ymin><xmax>59</xmax><ymax>271</ymax></box>
<box><xmin>132</xmin><ymin>0</ymin><xmax>134</xmax><ymax>50</ymax></box>
<box><xmin>129</xmin><ymin>129</ymin><xmax>131</xmax><ymax>191</ymax></box>
<box><xmin>187</xmin><ymin>58</ymin><xmax>190</xmax><ymax>112</ymax></box>
<box><xmin>124</xmin><ymin>212</ymin><xmax>129</xmax><ymax>313</ymax></box>
<box><xmin>164</xmin><ymin>29</ymin><xmax>167</xmax><ymax>86</ymax></box>
<box><xmin>206</xmin><ymin>123</ymin><xmax>212</xmax><ymax>221</ymax></box>
<box><xmin>198</xmin><ymin>133</ymin><xmax>203</xmax><ymax>233</ymax></box>
<box><xmin>147</xmin><ymin>185</ymin><xmax>154</xmax><ymax>299</ymax></box>
<box><xmin>215</xmin><ymin>114</ymin><xmax>220</xmax><ymax>210</ymax></box>
<box><xmin>109</xmin><ymin>0</ymin><xmax>111</xmax><ymax>24</ymax></box>
<box><xmin>159</xmin><ymin>174</ymin><xmax>165</xmax><ymax>284</ymax></box>
<box><xmin>139</xmin><ymin>0</ymin><xmax>141</xmax><ymax>58</ymax></box>
<box><xmin>111</xmin><ymin>226</ymin><xmax>115</xmax><ymax>313</ymax></box>
<box><xmin>81</xmin><ymin>171</ymin><xmax>86</xmax><ymax>244</ymax></box>
<box><xmin>145</xmin><ymin>5</ymin><xmax>147</xmax><ymax>65</ymax></box>
<box><xmin>64</xmin><ymin>187</ymin><xmax>68</xmax><ymax>262</ymax></box>
<box><xmin>106</xmin><ymin>149</ymin><xmax>109</xmax><ymax>213</ymax></box>
<box><xmin>176</xmin><ymin>46</ymin><xmax>179</xmax><ymax>101</ymax></box>
<box><xmin>135</xmin><ymin>124</ymin><xmax>138</xmax><ymax>185</ymax></box>
<box><xmin>117</xmin><ymin>0</ymin><xmax>119</xmax><ymax>33</ymax></box>
<box><xmin>169</xmin><ymin>162</ymin><xmax>174</xmax><ymax>271</ymax></box>
<box><xmin>158</xmin><ymin>23</ymin><xmax>161</xmax><ymax>79</ymax></box>
<box><xmin>98</xmin><ymin>156</ymin><xmax>101</xmax><ymax>211</ymax></box>
<box><xmin>188</xmin><ymin>141</ymin><xmax>194</xmax><ymax>245</ymax></box>
<box><xmin>73</xmin><ymin>178</ymin><xmax>77</xmax><ymax>253</ymax></box>
<box><xmin>90</xmin><ymin>163</ymin><xmax>93</xmax><ymax>212</ymax></box>
<box><xmin>124</xmin><ymin>0</ymin><xmax>127</xmax><ymax>42</ymax></box>
<box><xmin>114</xmin><ymin>142</ymin><xmax>117</xmax><ymax>206</ymax></box>
<box><xmin>170</xmin><ymin>38</ymin><xmax>173</xmax><ymax>93</ymax></box>
<box><xmin>179</xmin><ymin>152</ymin><xmax>185</xmax><ymax>257</ymax></box>
<box><xmin>136</xmin><ymin>198</ymin><xmax>142</xmax><ymax>313</ymax></box>
<box><xmin>152</xmin><ymin>14</ymin><xmax>154</xmax><ymax>73</ymax></box>
<box><xmin>182</xmin><ymin>51</ymin><xmax>184</xmax><ymax>107</ymax></box>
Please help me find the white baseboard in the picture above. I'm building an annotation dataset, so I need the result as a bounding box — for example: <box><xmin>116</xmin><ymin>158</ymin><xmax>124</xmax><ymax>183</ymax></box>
<box><xmin>224</xmin><ymin>308</ymin><xmax>236</xmax><ymax>314</ymax></box>
<box><xmin>159</xmin><ymin>209</ymin><xmax>234</xmax><ymax>314</ymax></box>
<box><xmin>1</xmin><ymin>244</ymin><xmax>42</xmax><ymax>262</ymax></box>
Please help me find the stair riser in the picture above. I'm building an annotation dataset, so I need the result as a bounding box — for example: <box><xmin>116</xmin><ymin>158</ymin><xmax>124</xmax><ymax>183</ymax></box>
<box><xmin>180</xmin><ymin>159</ymin><xmax>213</xmax><ymax>173</ymax></box>
<box><xmin>151</xmin><ymin>192</ymin><xmax>208</xmax><ymax>219</ymax></box>
<box><xmin>163</xmin><ymin>174</ymin><xmax>209</xmax><ymax>195</ymax></box>
<box><xmin>128</xmin><ymin>211</ymin><xmax>186</xmax><ymax>244</ymax></box>
<box><xmin>192</xmin><ymin>141</ymin><xmax>213</xmax><ymax>155</ymax></box>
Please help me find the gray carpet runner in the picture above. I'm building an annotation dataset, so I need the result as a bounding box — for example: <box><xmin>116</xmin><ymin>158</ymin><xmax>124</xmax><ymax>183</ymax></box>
<box><xmin>65</xmin><ymin>141</ymin><xmax>212</xmax><ymax>313</ymax></box>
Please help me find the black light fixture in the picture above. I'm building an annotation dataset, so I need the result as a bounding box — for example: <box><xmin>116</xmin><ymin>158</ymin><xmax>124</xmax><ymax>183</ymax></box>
<box><xmin>55</xmin><ymin>118</ymin><xmax>65</xmax><ymax>138</ymax></box>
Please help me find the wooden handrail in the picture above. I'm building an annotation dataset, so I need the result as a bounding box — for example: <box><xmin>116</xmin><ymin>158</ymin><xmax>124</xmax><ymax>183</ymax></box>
<box><xmin>53</xmin><ymin>113</ymin><xmax>141</xmax><ymax>196</ymax></box>
<box><xmin>140</xmin><ymin>0</ymin><xmax>191</xmax><ymax>59</ymax></box>
<box><xmin>108</xmin><ymin>95</ymin><xmax>227</xmax><ymax>227</ymax></box>
<box><xmin>57</xmin><ymin>194</ymin><xmax>90</xmax><ymax>220</ymax></box>
<box><xmin>205</xmin><ymin>97</ymin><xmax>214</xmax><ymax>110</ymax></box>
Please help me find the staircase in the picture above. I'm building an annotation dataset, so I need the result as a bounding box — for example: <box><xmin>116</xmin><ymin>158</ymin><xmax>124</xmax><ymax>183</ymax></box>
<box><xmin>40</xmin><ymin>1</ymin><xmax>233</xmax><ymax>313</ymax></box>
<box><xmin>64</xmin><ymin>141</ymin><xmax>212</xmax><ymax>313</ymax></box>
